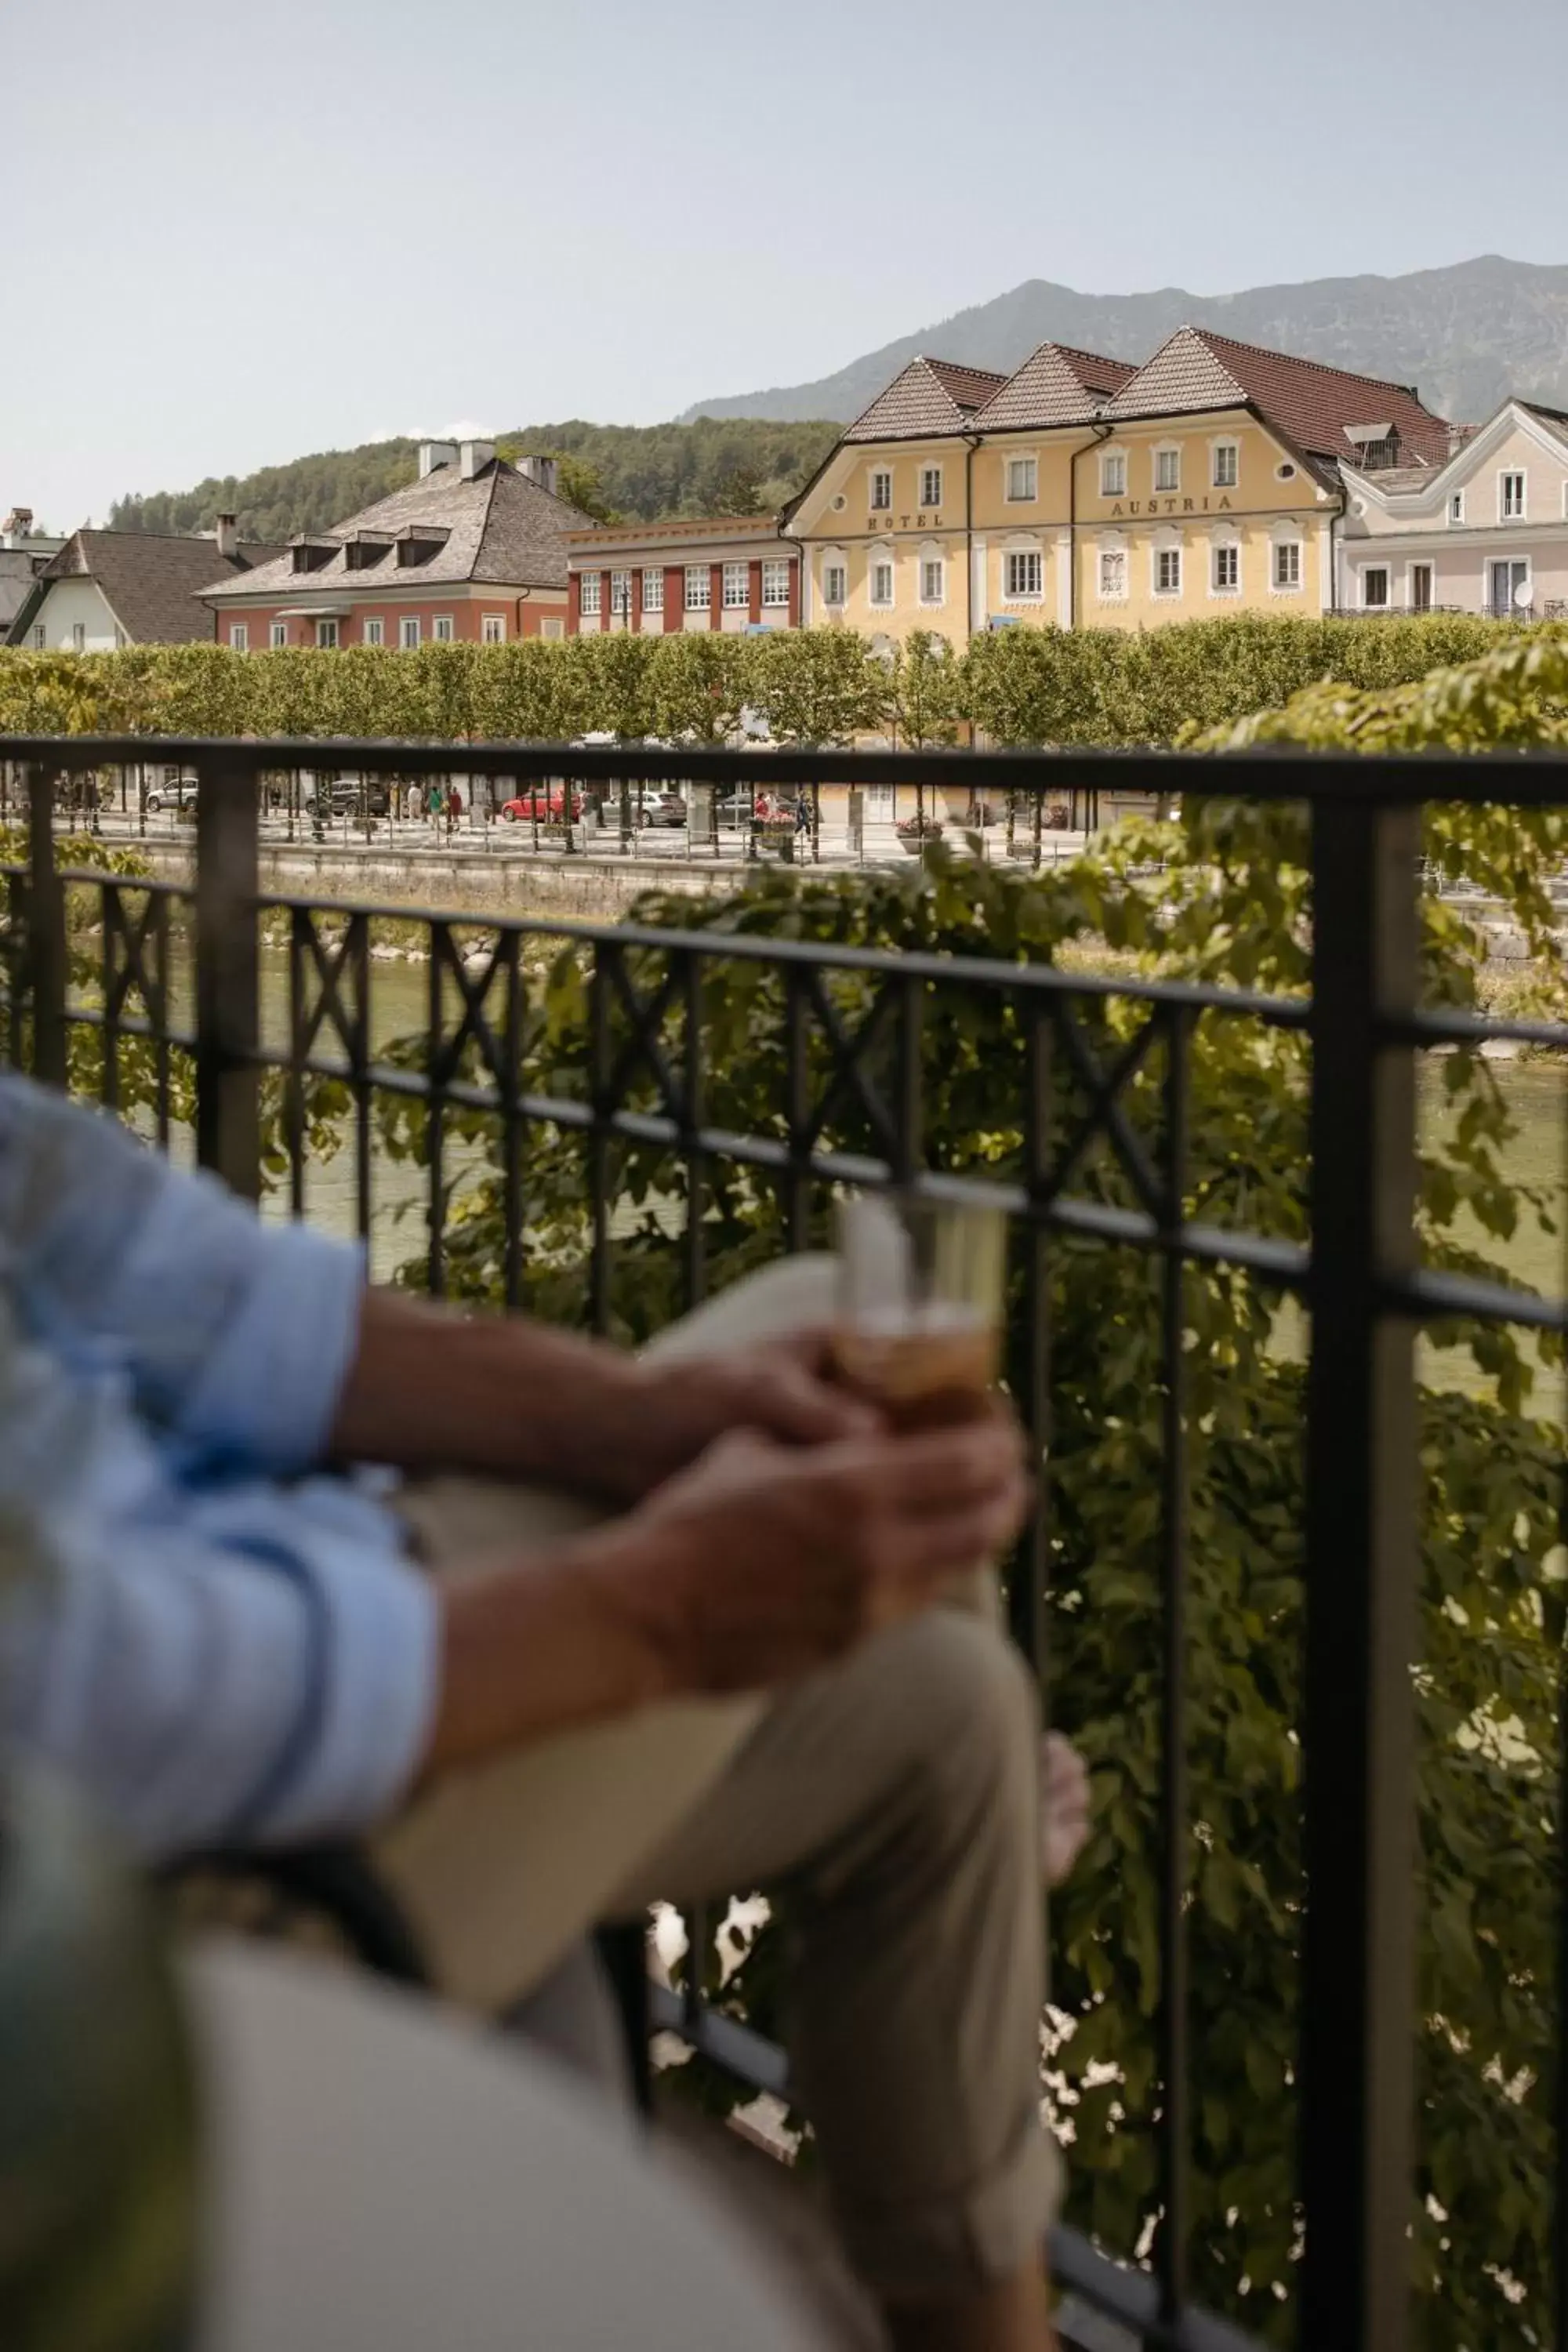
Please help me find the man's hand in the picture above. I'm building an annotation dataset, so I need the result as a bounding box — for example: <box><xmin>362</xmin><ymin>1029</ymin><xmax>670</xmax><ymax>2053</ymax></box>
<box><xmin>605</xmin><ymin>1331</ymin><xmax>880</xmax><ymax>1501</ymax></box>
<box><xmin>423</xmin><ymin>1404</ymin><xmax>1032</xmax><ymax>1777</ymax></box>
<box><xmin>583</xmin><ymin>1407</ymin><xmax>1031</xmax><ymax>1693</ymax></box>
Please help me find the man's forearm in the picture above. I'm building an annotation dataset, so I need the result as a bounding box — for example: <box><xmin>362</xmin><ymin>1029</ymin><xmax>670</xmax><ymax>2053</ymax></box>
<box><xmin>420</xmin><ymin>1520</ymin><xmax>682</xmax><ymax>1776</ymax></box>
<box><xmin>328</xmin><ymin>1287</ymin><xmax>646</xmax><ymax>1499</ymax></box>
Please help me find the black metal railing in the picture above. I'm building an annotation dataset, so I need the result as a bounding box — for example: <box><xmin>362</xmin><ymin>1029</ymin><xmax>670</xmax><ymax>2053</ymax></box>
<box><xmin>3</xmin><ymin>732</ymin><xmax>1567</xmax><ymax>2352</ymax></box>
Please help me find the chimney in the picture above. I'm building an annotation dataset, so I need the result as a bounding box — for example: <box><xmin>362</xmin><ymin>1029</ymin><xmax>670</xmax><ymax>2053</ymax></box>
<box><xmin>214</xmin><ymin>511</ymin><xmax>238</xmax><ymax>561</ymax></box>
<box><xmin>459</xmin><ymin>439</ymin><xmax>496</xmax><ymax>482</ymax></box>
<box><xmin>517</xmin><ymin>453</ymin><xmax>558</xmax><ymax>497</ymax></box>
<box><xmin>418</xmin><ymin>440</ymin><xmax>459</xmax><ymax>479</ymax></box>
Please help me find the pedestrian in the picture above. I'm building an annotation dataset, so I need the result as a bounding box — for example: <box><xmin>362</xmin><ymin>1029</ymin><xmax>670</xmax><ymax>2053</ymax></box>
<box><xmin>405</xmin><ymin>781</ymin><xmax>423</xmax><ymax>824</ymax></box>
<box><xmin>795</xmin><ymin>793</ymin><xmax>812</xmax><ymax>844</ymax></box>
<box><xmin>446</xmin><ymin>783</ymin><xmax>463</xmax><ymax>839</ymax></box>
<box><xmin>426</xmin><ymin>780</ymin><xmax>445</xmax><ymax>837</ymax></box>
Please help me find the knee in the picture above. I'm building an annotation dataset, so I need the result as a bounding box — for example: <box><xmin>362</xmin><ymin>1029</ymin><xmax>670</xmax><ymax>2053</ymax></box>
<box><xmin>875</xmin><ymin>1613</ymin><xmax>1040</xmax><ymax>1854</ymax></box>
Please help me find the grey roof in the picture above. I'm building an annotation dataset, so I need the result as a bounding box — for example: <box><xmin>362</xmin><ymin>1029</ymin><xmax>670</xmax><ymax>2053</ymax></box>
<box><xmin>201</xmin><ymin>458</ymin><xmax>591</xmax><ymax>602</ymax></box>
<box><xmin>841</xmin><ymin>355</ymin><xmax>1009</xmax><ymax>443</ymax></box>
<box><xmin>8</xmin><ymin>529</ymin><xmax>283</xmax><ymax>645</ymax></box>
<box><xmin>970</xmin><ymin>343</ymin><xmax>1138</xmax><ymax>432</ymax></box>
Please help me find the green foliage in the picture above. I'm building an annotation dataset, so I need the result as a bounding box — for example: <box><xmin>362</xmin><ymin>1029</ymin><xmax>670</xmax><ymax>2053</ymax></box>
<box><xmin>107</xmin><ymin>419</ymin><xmax>840</xmax><ymax>542</ymax></box>
<box><xmin>361</xmin><ymin>631</ymin><xmax>1568</xmax><ymax>2347</ymax></box>
<box><xmin>750</xmin><ymin>628</ymin><xmax>887</xmax><ymax>746</ymax></box>
<box><xmin>2</xmin><ymin>613</ymin><xmax>1549</xmax><ymax>760</ymax></box>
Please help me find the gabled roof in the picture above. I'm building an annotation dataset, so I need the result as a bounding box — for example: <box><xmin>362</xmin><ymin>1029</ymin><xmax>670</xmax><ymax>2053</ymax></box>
<box><xmin>1102</xmin><ymin>325</ymin><xmax>1454</xmax><ymax>467</ymax></box>
<box><xmin>199</xmin><ymin>458</ymin><xmax>592</xmax><ymax>602</ymax></box>
<box><xmin>6</xmin><ymin>529</ymin><xmax>283</xmax><ymax>645</ymax></box>
<box><xmin>841</xmin><ymin>355</ymin><xmax>1009</xmax><ymax>444</ymax></box>
<box><xmin>971</xmin><ymin>342</ymin><xmax>1138</xmax><ymax>432</ymax></box>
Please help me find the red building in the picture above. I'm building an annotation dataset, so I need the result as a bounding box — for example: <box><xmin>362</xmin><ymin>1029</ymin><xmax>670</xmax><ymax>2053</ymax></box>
<box><xmin>564</xmin><ymin>515</ymin><xmax>800</xmax><ymax>636</ymax></box>
<box><xmin>200</xmin><ymin>443</ymin><xmax>588</xmax><ymax>650</ymax></box>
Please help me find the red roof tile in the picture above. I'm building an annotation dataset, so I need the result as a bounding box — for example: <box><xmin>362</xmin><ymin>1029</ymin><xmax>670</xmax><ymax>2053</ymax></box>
<box><xmin>842</xmin><ymin>355</ymin><xmax>1009</xmax><ymax>443</ymax></box>
<box><xmin>972</xmin><ymin>342</ymin><xmax>1138</xmax><ymax>431</ymax></box>
<box><xmin>1102</xmin><ymin>326</ymin><xmax>1453</xmax><ymax>466</ymax></box>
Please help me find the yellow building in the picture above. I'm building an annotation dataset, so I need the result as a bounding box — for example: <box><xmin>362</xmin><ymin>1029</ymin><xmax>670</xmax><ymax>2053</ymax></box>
<box><xmin>784</xmin><ymin>328</ymin><xmax>1456</xmax><ymax>641</ymax></box>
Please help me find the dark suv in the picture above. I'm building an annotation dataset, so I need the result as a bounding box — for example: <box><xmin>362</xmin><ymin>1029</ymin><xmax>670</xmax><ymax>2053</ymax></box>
<box><xmin>303</xmin><ymin>779</ymin><xmax>391</xmax><ymax>818</ymax></box>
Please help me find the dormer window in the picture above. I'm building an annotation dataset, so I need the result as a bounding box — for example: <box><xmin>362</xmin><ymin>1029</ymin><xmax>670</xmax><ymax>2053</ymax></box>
<box><xmin>343</xmin><ymin>534</ymin><xmax>394</xmax><ymax>572</ymax></box>
<box><xmin>290</xmin><ymin>539</ymin><xmax>337</xmax><ymax>574</ymax></box>
<box><xmin>1345</xmin><ymin>422</ymin><xmax>1399</xmax><ymax>470</ymax></box>
<box><xmin>396</xmin><ymin>524</ymin><xmax>451</xmax><ymax>568</ymax></box>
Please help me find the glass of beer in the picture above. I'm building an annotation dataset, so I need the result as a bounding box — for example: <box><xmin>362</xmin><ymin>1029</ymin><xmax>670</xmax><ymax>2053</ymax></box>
<box><xmin>831</xmin><ymin>1189</ymin><xmax>1008</xmax><ymax>1429</ymax></box>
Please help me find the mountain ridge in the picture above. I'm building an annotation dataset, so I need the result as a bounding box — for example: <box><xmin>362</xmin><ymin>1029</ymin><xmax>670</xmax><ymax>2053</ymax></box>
<box><xmin>680</xmin><ymin>255</ymin><xmax>1568</xmax><ymax>427</ymax></box>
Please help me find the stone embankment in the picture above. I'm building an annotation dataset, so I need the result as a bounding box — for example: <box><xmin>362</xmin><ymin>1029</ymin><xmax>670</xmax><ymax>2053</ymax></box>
<box><xmin>129</xmin><ymin>839</ymin><xmax>737</xmax><ymax>920</ymax></box>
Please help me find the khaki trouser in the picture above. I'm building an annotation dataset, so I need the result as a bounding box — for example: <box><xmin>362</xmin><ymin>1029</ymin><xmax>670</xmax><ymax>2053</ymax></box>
<box><xmin>376</xmin><ymin>1258</ymin><xmax>1058</xmax><ymax>2296</ymax></box>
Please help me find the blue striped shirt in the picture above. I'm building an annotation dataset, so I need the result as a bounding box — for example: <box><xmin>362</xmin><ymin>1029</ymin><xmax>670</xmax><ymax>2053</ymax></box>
<box><xmin>0</xmin><ymin>1076</ymin><xmax>438</xmax><ymax>1858</ymax></box>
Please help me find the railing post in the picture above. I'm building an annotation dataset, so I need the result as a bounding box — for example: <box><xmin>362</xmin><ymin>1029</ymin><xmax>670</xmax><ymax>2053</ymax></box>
<box><xmin>1301</xmin><ymin>795</ymin><xmax>1420</xmax><ymax>2352</ymax></box>
<box><xmin>26</xmin><ymin>763</ymin><xmax>68</xmax><ymax>1087</ymax></box>
<box><xmin>194</xmin><ymin>762</ymin><xmax>261</xmax><ymax>1201</ymax></box>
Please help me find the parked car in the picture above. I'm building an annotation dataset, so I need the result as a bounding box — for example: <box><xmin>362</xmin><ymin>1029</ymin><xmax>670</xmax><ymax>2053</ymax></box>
<box><xmin>638</xmin><ymin>792</ymin><xmax>688</xmax><ymax>828</ymax></box>
<box><xmin>143</xmin><ymin>775</ymin><xmax>198</xmax><ymax>814</ymax></box>
<box><xmin>500</xmin><ymin>789</ymin><xmax>582</xmax><ymax>822</ymax></box>
<box><xmin>304</xmin><ymin>779</ymin><xmax>391</xmax><ymax>818</ymax></box>
<box><xmin>716</xmin><ymin>789</ymin><xmax>790</xmax><ymax>823</ymax></box>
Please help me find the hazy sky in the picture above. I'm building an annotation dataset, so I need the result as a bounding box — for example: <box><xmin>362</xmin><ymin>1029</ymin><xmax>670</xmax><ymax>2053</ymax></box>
<box><xmin>6</xmin><ymin>0</ymin><xmax>1568</xmax><ymax>527</ymax></box>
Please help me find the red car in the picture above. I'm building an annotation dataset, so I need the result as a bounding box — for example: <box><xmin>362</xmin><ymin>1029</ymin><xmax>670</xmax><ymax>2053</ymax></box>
<box><xmin>500</xmin><ymin>789</ymin><xmax>581</xmax><ymax>822</ymax></box>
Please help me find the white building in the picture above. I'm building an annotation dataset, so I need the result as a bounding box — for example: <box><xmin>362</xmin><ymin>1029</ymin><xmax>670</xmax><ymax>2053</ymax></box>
<box><xmin>6</xmin><ymin>521</ymin><xmax>281</xmax><ymax>649</ymax></box>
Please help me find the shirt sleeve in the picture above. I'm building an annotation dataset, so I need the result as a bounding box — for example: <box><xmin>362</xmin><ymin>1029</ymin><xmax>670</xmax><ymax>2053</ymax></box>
<box><xmin>0</xmin><ymin>1075</ymin><xmax>364</xmax><ymax>1473</ymax></box>
<box><xmin>0</xmin><ymin>1346</ymin><xmax>440</xmax><ymax>1861</ymax></box>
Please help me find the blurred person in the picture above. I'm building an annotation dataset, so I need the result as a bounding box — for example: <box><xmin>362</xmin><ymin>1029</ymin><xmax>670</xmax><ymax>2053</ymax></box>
<box><xmin>0</xmin><ymin>1072</ymin><xmax>1076</xmax><ymax>2352</ymax></box>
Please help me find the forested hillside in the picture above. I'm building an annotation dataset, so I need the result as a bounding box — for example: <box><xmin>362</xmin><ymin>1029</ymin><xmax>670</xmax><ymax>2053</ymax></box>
<box><xmin>107</xmin><ymin>416</ymin><xmax>839</xmax><ymax>543</ymax></box>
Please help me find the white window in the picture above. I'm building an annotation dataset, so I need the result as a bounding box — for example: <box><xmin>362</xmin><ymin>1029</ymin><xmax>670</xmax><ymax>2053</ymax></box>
<box><xmin>722</xmin><ymin>560</ymin><xmax>749</xmax><ymax>609</ymax></box>
<box><xmin>1362</xmin><ymin>566</ymin><xmax>1389</xmax><ymax>609</ymax></box>
<box><xmin>869</xmin><ymin>559</ymin><xmax>895</xmax><ymax>607</ymax></box>
<box><xmin>481</xmin><ymin>612</ymin><xmax>505</xmax><ymax>642</ymax></box>
<box><xmin>400</xmin><ymin>615</ymin><xmax>421</xmax><ymax>648</ymax></box>
<box><xmin>823</xmin><ymin>561</ymin><xmax>848</xmax><ymax>607</ymax></box>
<box><xmin>1410</xmin><ymin>561</ymin><xmax>1433</xmax><ymax>613</ymax></box>
<box><xmin>869</xmin><ymin>469</ymin><xmax>893</xmax><ymax>511</ymax></box>
<box><xmin>579</xmin><ymin>574</ymin><xmax>601</xmax><ymax>615</ymax></box>
<box><xmin>433</xmin><ymin>615</ymin><xmax>454</xmax><ymax>642</ymax></box>
<box><xmin>1100</xmin><ymin>451</ymin><xmax>1126</xmax><ymax>497</ymax></box>
<box><xmin>30</xmin><ymin>623</ymin><xmax>44</xmax><ymax>649</ymax></box>
<box><xmin>71</xmin><ymin>622</ymin><xmax>85</xmax><ymax>652</ymax></box>
<box><xmin>1273</xmin><ymin>541</ymin><xmax>1302</xmax><ymax>591</ymax></box>
<box><xmin>228</xmin><ymin>621</ymin><xmax>249</xmax><ymax>652</ymax></box>
<box><xmin>540</xmin><ymin>616</ymin><xmax>564</xmax><ymax>640</ymax></box>
<box><xmin>641</xmin><ymin>568</ymin><xmax>664</xmax><ymax>612</ymax></box>
<box><xmin>1211</xmin><ymin>543</ymin><xmax>1240</xmax><ymax>593</ymax></box>
<box><xmin>920</xmin><ymin>464</ymin><xmax>942</xmax><ymax>510</ymax></box>
<box><xmin>1448</xmin><ymin>490</ymin><xmax>1465</xmax><ymax>524</ymax></box>
<box><xmin>113</xmin><ymin>625</ymin><xmax>127</xmax><ymax>649</ymax></box>
<box><xmin>920</xmin><ymin>557</ymin><xmax>945</xmax><ymax>604</ymax></box>
<box><xmin>1212</xmin><ymin>441</ymin><xmax>1239</xmax><ymax>488</ymax></box>
<box><xmin>270</xmin><ymin>621</ymin><xmax>287</xmax><ymax>649</ymax></box>
<box><xmin>316</xmin><ymin>618</ymin><xmax>339</xmax><ymax>648</ymax></box>
<box><xmin>761</xmin><ymin>559</ymin><xmax>790</xmax><ymax>608</ymax></box>
<box><xmin>1098</xmin><ymin>548</ymin><xmax>1127</xmax><ymax>600</ymax></box>
<box><xmin>1005</xmin><ymin>456</ymin><xmax>1037</xmax><ymax>503</ymax></box>
<box><xmin>1004</xmin><ymin>549</ymin><xmax>1043</xmax><ymax>601</ymax></box>
<box><xmin>1154</xmin><ymin>546</ymin><xmax>1181</xmax><ymax>596</ymax></box>
<box><xmin>1500</xmin><ymin>470</ymin><xmax>1526</xmax><ymax>520</ymax></box>
<box><xmin>363</xmin><ymin>616</ymin><xmax>384</xmax><ymax>645</ymax></box>
<box><xmin>685</xmin><ymin>564</ymin><xmax>711</xmax><ymax>612</ymax></box>
<box><xmin>1154</xmin><ymin>447</ymin><xmax>1181</xmax><ymax>494</ymax></box>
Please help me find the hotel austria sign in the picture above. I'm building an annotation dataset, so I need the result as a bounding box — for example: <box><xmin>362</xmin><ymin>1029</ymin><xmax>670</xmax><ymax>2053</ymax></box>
<box><xmin>1107</xmin><ymin>495</ymin><xmax>1234</xmax><ymax>518</ymax></box>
